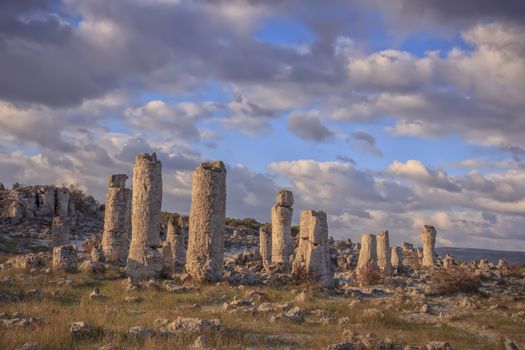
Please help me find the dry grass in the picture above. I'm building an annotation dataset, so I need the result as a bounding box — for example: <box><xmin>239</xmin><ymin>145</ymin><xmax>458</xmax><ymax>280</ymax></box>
<box><xmin>355</xmin><ymin>261</ymin><xmax>382</xmax><ymax>286</ymax></box>
<box><xmin>429</xmin><ymin>267</ymin><xmax>481</xmax><ymax>295</ymax></box>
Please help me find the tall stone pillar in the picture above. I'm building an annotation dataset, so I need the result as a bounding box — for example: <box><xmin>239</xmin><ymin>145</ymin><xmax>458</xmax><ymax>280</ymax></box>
<box><xmin>376</xmin><ymin>230</ymin><xmax>392</xmax><ymax>276</ymax></box>
<box><xmin>292</xmin><ymin>210</ymin><xmax>333</xmax><ymax>288</ymax></box>
<box><xmin>271</xmin><ymin>190</ymin><xmax>294</xmax><ymax>271</ymax></box>
<box><xmin>101</xmin><ymin>174</ymin><xmax>132</xmax><ymax>265</ymax></box>
<box><xmin>420</xmin><ymin>225</ymin><xmax>437</xmax><ymax>267</ymax></box>
<box><xmin>356</xmin><ymin>233</ymin><xmax>377</xmax><ymax>272</ymax></box>
<box><xmin>126</xmin><ymin>153</ymin><xmax>163</xmax><ymax>280</ymax></box>
<box><xmin>259</xmin><ymin>224</ymin><xmax>272</xmax><ymax>265</ymax></box>
<box><xmin>51</xmin><ymin>216</ymin><xmax>71</xmax><ymax>247</ymax></box>
<box><xmin>55</xmin><ymin>187</ymin><xmax>70</xmax><ymax>217</ymax></box>
<box><xmin>186</xmin><ymin>161</ymin><xmax>226</xmax><ymax>282</ymax></box>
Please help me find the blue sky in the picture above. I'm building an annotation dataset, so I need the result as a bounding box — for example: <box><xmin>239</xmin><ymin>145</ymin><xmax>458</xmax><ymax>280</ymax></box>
<box><xmin>1</xmin><ymin>0</ymin><xmax>525</xmax><ymax>250</ymax></box>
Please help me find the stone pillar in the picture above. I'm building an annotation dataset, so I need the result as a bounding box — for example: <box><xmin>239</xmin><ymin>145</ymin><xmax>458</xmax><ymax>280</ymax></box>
<box><xmin>376</xmin><ymin>230</ymin><xmax>392</xmax><ymax>276</ymax></box>
<box><xmin>186</xmin><ymin>161</ymin><xmax>227</xmax><ymax>282</ymax></box>
<box><xmin>126</xmin><ymin>153</ymin><xmax>163</xmax><ymax>280</ymax></box>
<box><xmin>292</xmin><ymin>210</ymin><xmax>333</xmax><ymax>288</ymax></box>
<box><xmin>161</xmin><ymin>216</ymin><xmax>186</xmax><ymax>271</ymax></box>
<box><xmin>356</xmin><ymin>233</ymin><xmax>377</xmax><ymax>272</ymax></box>
<box><xmin>271</xmin><ymin>190</ymin><xmax>294</xmax><ymax>271</ymax></box>
<box><xmin>420</xmin><ymin>225</ymin><xmax>436</xmax><ymax>267</ymax></box>
<box><xmin>101</xmin><ymin>174</ymin><xmax>132</xmax><ymax>265</ymax></box>
<box><xmin>259</xmin><ymin>224</ymin><xmax>272</xmax><ymax>265</ymax></box>
<box><xmin>52</xmin><ymin>244</ymin><xmax>77</xmax><ymax>272</ymax></box>
<box><xmin>51</xmin><ymin>216</ymin><xmax>71</xmax><ymax>247</ymax></box>
<box><xmin>55</xmin><ymin>187</ymin><xmax>70</xmax><ymax>217</ymax></box>
<box><xmin>391</xmin><ymin>246</ymin><xmax>402</xmax><ymax>273</ymax></box>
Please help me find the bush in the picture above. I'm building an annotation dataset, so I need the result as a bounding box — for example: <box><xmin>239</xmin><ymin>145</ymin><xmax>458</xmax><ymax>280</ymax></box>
<box><xmin>430</xmin><ymin>267</ymin><xmax>480</xmax><ymax>295</ymax></box>
<box><xmin>355</xmin><ymin>262</ymin><xmax>381</xmax><ymax>286</ymax></box>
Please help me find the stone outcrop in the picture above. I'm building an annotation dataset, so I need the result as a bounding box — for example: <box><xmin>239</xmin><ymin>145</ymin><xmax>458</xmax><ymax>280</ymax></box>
<box><xmin>101</xmin><ymin>174</ymin><xmax>132</xmax><ymax>265</ymax></box>
<box><xmin>160</xmin><ymin>216</ymin><xmax>186</xmax><ymax>272</ymax></box>
<box><xmin>271</xmin><ymin>190</ymin><xmax>294</xmax><ymax>271</ymax></box>
<box><xmin>376</xmin><ymin>231</ymin><xmax>391</xmax><ymax>276</ymax></box>
<box><xmin>259</xmin><ymin>224</ymin><xmax>272</xmax><ymax>266</ymax></box>
<box><xmin>292</xmin><ymin>210</ymin><xmax>333</xmax><ymax>288</ymax></box>
<box><xmin>51</xmin><ymin>216</ymin><xmax>71</xmax><ymax>247</ymax></box>
<box><xmin>126</xmin><ymin>153</ymin><xmax>163</xmax><ymax>280</ymax></box>
<box><xmin>356</xmin><ymin>233</ymin><xmax>377</xmax><ymax>272</ymax></box>
<box><xmin>420</xmin><ymin>225</ymin><xmax>437</xmax><ymax>267</ymax></box>
<box><xmin>186</xmin><ymin>161</ymin><xmax>227</xmax><ymax>282</ymax></box>
<box><xmin>391</xmin><ymin>246</ymin><xmax>402</xmax><ymax>273</ymax></box>
<box><xmin>52</xmin><ymin>244</ymin><xmax>77</xmax><ymax>272</ymax></box>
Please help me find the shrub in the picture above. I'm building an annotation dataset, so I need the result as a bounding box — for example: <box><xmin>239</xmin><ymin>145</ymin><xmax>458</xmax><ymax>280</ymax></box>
<box><xmin>430</xmin><ymin>267</ymin><xmax>481</xmax><ymax>295</ymax></box>
<box><xmin>355</xmin><ymin>262</ymin><xmax>381</xmax><ymax>286</ymax></box>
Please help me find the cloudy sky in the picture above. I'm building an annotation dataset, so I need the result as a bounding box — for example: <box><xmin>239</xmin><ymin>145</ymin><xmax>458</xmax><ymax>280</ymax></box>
<box><xmin>1</xmin><ymin>0</ymin><xmax>525</xmax><ymax>250</ymax></box>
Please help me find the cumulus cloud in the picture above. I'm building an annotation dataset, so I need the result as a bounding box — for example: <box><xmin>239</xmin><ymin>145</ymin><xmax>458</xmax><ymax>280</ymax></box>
<box><xmin>288</xmin><ymin>113</ymin><xmax>334</xmax><ymax>142</ymax></box>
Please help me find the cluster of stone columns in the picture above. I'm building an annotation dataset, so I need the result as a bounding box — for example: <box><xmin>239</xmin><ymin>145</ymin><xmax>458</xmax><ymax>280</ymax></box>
<box><xmin>271</xmin><ymin>190</ymin><xmax>294</xmax><ymax>272</ymax></box>
<box><xmin>292</xmin><ymin>210</ymin><xmax>333</xmax><ymax>288</ymax></box>
<box><xmin>101</xmin><ymin>174</ymin><xmax>132</xmax><ymax>266</ymax></box>
<box><xmin>126</xmin><ymin>153</ymin><xmax>164</xmax><ymax>280</ymax></box>
<box><xmin>186</xmin><ymin>161</ymin><xmax>227</xmax><ymax>282</ymax></box>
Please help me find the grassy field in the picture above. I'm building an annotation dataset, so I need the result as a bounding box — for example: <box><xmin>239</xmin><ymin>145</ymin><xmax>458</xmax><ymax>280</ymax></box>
<box><xmin>1</xmin><ymin>264</ymin><xmax>524</xmax><ymax>350</ymax></box>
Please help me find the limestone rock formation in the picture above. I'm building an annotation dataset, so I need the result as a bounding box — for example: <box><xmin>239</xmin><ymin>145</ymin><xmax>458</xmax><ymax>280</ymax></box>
<box><xmin>271</xmin><ymin>190</ymin><xmax>294</xmax><ymax>271</ymax></box>
<box><xmin>391</xmin><ymin>246</ymin><xmax>402</xmax><ymax>273</ymax></box>
<box><xmin>101</xmin><ymin>174</ymin><xmax>132</xmax><ymax>265</ymax></box>
<box><xmin>51</xmin><ymin>216</ymin><xmax>71</xmax><ymax>247</ymax></box>
<box><xmin>292</xmin><ymin>210</ymin><xmax>333</xmax><ymax>288</ymax></box>
<box><xmin>420</xmin><ymin>225</ymin><xmax>437</xmax><ymax>267</ymax></box>
<box><xmin>376</xmin><ymin>231</ymin><xmax>392</xmax><ymax>276</ymax></box>
<box><xmin>356</xmin><ymin>233</ymin><xmax>377</xmax><ymax>273</ymax></box>
<box><xmin>52</xmin><ymin>244</ymin><xmax>77</xmax><ymax>272</ymax></box>
<box><xmin>186</xmin><ymin>161</ymin><xmax>227</xmax><ymax>282</ymax></box>
<box><xmin>160</xmin><ymin>216</ymin><xmax>186</xmax><ymax>272</ymax></box>
<box><xmin>126</xmin><ymin>153</ymin><xmax>163</xmax><ymax>280</ymax></box>
<box><xmin>259</xmin><ymin>224</ymin><xmax>272</xmax><ymax>266</ymax></box>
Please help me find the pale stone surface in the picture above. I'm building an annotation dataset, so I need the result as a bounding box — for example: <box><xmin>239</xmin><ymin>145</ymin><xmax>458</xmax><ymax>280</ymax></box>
<box><xmin>271</xmin><ymin>190</ymin><xmax>294</xmax><ymax>271</ymax></box>
<box><xmin>391</xmin><ymin>246</ymin><xmax>402</xmax><ymax>272</ymax></box>
<box><xmin>52</xmin><ymin>244</ymin><xmax>77</xmax><ymax>272</ymax></box>
<box><xmin>376</xmin><ymin>230</ymin><xmax>392</xmax><ymax>276</ymax></box>
<box><xmin>356</xmin><ymin>233</ymin><xmax>377</xmax><ymax>271</ymax></box>
<box><xmin>160</xmin><ymin>217</ymin><xmax>186</xmax><ymax>272</ymax></box>
<box><xmin>292</xmin><ymin>210</ymin><xmax>333</xmax><ymax>288</ymax></box>
<box><xmin>126</xmin><ymin>153</ymin><xmax>163</xmax><ymax>280</ymax></box>
<box><xmin>51</xmin><ymin>216</ymin><xmax>70</xmax><ymax>247</ymax></box>
<box><xmin>420</xmin><ymin>225</ymin><xmax>437</xmax><ymax>267</ymax></box>
<box><xmin>186</xmin><ymin>161</ymin><xmax>226</xmax><ymax>282</ymax></box>
<box><xmin>259</xmin><ymin>224</ymin><xmax>272</xmax><ymax>264</ymax></box>
<box><xmin>101</xmin><ymin>174</ymin><xmax>132</xmax><ymax>265</ymax></box>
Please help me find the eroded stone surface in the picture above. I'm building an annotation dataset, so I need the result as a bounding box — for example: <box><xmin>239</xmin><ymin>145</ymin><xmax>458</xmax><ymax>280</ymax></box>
<box><xmin>259</xmin><ymin>224</ymin><xmax>272</xmax><ymax>265</ymax></box>
<box><xmin>51</xmin><ymin>217</ymin><xmax>70</xmax><ymax>248</ymax></box>
<box><xmin>271</xmin><ymin>190</ymin><xmax>294</xmax><ymax>271</ymax></box>
<box><xmin>356</xmin><ymin>233</ymin><xmax>377</xmax><ymax>272</ymax></box>
<box><xmin>186</xmin><ymin>161</ymin><xmax>226</xmax><ymax>282</ymax></box>
<box><xmin>377</xmin><ymin>230</ymin><xmax>392</xmax><ymax>276</ymax></box>
<box><xmin>421</xmin><ymin>225</ymin><xmax>437</xmax><ymax>267</ymax></box>
<box><xmin>52</xmin><ymin>244</ymin><xmax>77</xmax><ymax>273</ymax></box>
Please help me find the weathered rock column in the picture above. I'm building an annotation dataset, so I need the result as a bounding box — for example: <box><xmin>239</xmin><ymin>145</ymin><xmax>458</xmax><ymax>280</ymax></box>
<box><xmin>51</xmin><ymin>216</ymin><xmax>71</xmax><ymax>247</ymax></box>
<box><xmin>126</xmin><ymin>153</ymin><xmax>163</xmax><ymax>280</ymax></box>
<box><xmin>420</xmin><ymin>225</ymin><xmax>437</xmax><ymax>267</ymax></box>
<box><xmin>186</xmin><ymin>161</ymin><xmax>226</xmax><ymax>282</ymax></box>
<box><xmin>391</xmin><ymin>246</ymin><xmax>402</xmax><ymax>273</ymax></box>
<box><xmin>52</xmin><ymin>244</ymin><xmax>77</xmax><ymax>272</ymax></box>
<box><xmin>271</xmin><ymin>190</ymin><xmax>294</xmax><ymax>271</ymax></box>
<box><xmin>259</xmin><ymin>224</ymin><xmax>272</xmax><ymax>265</ymax></box>
<box><xmin>55</xmin><ymin>187</ymin><xmax>70</xmax><ymax>217</ymax></box>
<box><xmin>160</xmin><ymin>216</ymin><xmax>186</xmax><ymax>272</ymax></box>
<box><xmin>376</xmin><ymin>230</ymin><xmax>392</xmax><ymax>276</ymax></box>
<box><xmin>356</xmin><ymin>233</ymin><xmax>377</xmax><ymax>272</ymax></box>
<box><xmin>292</xmin><ymin>210</ymin><xmax>333</xmax><ymax>288</ymax></box>
<box><xmin>101</xmin><ymin>174</ymin><xmax>132</xmax><ymax>265</ymax></box>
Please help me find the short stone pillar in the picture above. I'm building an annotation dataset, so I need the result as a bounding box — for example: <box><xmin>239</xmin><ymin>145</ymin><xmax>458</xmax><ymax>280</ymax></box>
<box><xmin>376</xmin><ymin>230</ymin><xmax>392</xmax><ymax>276</ymax></box>
<box><xmin>52</xmin><ymin>244</ymin><xmax>77</xmax><ymax>272</ymax></box>
<box><xmin>259</xmin><ymin>224</ymin><xmax>272</xmax><ymax>265</ymax></box>
<box><xmin>161</xmin><ymin>216</ymin><xmax>186</xmax><ymax>272</ymax></box>
<box><xmin>292</xmin><ymin>210</ymin><xmax>333</xmax><ymax>288</ymax></box>
<box><xmin>271</xmin><ymin>190</ymin><xmax>294</xmax><ymax>271</ymax></box>
<box><xmin>391</xmin><ymin>246</ymin><xmax>402</xmax><ymax>273</ymax></box>
<box><xmin>186</xmin><ymin>161</ymin><xmax>227</xmax><ymax>282</ymax></box>
<box><xmin>442</xmin><ymin>255</ymin><xmax>455</xmax><ymax>270</ymax></box>
<box><xmin>101</xmin><ymin>174</ymin><xmax>132</xmax><ymax>265</ymax></box>
<box><xmin>126</xmin><ymin>153</ymin><xmax>163</xmax><ymax>280</ymax></box>
<box><xmin>51</xmin><ymin>216</ymin><xmax>71</xmax><ymax>247</ymax></box>
<box><xmin>420</xmin><ymin>225</ymin><xmax>437</xmax><ymax>267</ymax></box>
<box><xmin>356</xmin><ymin>233</ymin><xmax>377</xmax><ymax>272</ymax></box>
